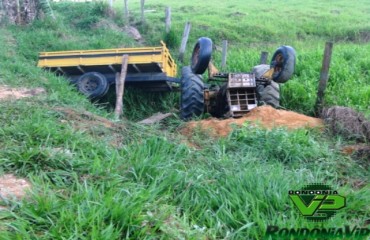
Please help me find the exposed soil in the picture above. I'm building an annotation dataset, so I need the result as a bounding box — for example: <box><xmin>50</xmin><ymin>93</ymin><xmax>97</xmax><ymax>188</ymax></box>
<box><xmin>181</xmin><ymin>106</ymin><xmax>323</xmax><ymax>137</ymax></box>
<box><xmin>0</xmin><ymin>174</ymin><xmax>31</xmax><ymax>201</ymax></box>
<box><xmin>0</xmin><ymin>85</ymin><xmax>45</xmax><ymax>100</ymax></box>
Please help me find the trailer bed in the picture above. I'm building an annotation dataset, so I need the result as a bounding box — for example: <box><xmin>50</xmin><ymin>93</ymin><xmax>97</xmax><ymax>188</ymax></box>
<box><xmin>37</xmin><ymin>42</ymin><xmax>179</xmax><ymax>92</ymax></box>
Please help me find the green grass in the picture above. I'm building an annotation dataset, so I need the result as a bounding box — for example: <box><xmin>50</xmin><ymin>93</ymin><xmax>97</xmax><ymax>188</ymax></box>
<box><xmin>0</xmin><ymin>0</ymin><xmax>369</xmax><ymax>239</ymax></box>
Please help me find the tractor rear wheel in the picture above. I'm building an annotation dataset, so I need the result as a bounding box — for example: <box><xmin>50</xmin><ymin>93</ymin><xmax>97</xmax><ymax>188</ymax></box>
<box><xmin>180</xmin><ymin>66</ymin><xmax>205</xmax><ymax>120</ymax></box>
<box><xmin>259</xmin><ymin>81</ymin><xmax>280</xmax><ymax>108</ymax></box>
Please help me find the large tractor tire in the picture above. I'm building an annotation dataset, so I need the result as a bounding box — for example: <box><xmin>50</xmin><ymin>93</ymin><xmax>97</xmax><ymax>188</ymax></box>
<box><xmin>191</xmin><ymin>37</ymin><xmax>213</xmax><ymax>75</ymax></box>
<box><xmin>180</xmin><ymin>66</ymin><xmax>205</xmax><ymax>120</ymax></box>
<box><xmin>259</xmin><ymin>81</ymin><xmax>280</xmax><ymax>108</ymax></box>
<box><xmin>77</xmin><ymin>72</ymin><xmax>109</xmax><ymax>99</ymax></box>
<box><xmin>270</xmin><ymin>46</ymin><xmax>296</xmax><ymax>83</ymax></box>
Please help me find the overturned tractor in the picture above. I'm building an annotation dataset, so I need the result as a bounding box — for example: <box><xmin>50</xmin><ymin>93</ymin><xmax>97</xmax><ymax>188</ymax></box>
<box><xmin>37</xmin><ymin>37</ymin><xmax>296</xmax><ymax>121</ymax></box>
<box><xmin>180</xmin><ymin>37</ymin><xmax>296</xmax><ymax>120</ymax></box>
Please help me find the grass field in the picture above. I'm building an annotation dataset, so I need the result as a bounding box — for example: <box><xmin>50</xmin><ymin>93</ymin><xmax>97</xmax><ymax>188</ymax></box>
<box><xmin>0</xmin><ymin>0</ymin><xmax>369</xmax><ymax>239</ymax></box>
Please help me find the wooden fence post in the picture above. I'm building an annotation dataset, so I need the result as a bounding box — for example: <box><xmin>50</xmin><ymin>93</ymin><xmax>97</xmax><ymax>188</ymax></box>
<box><xmin>165</xmin><ymin>7</ymin><xmax>171</xmax><ymax>33</ymax></box>
<box><xmin>124</xmin><ymin>0</ymin><xmax>129</xmax><ymax>25</ymax></box>
<box><xmin>178</xmin><ymin>22</ymin><xmax>191</xmax><ymax>63</ymax></box>
<box><xmin>314</xmin><ymin>42</ymin><xmax>334</xmax><ymax>116</ymax></box>
<box><xmin>140</xmin><ymin>0</ymin><xmax>145</xmax><ymax>24</ymax></box>
<box><xmin>115</xmin><ymin>55</ymin><xmax>129</xmax><ymax>119</ymax></box>
<box><xmin>221</xmin><ymin>40</ymin><xmax>228</xmax><ymax>69</ymax></box>
<box><xmin>260</xmin><ymin>51</ymin><xmax>268</xmax><ymax>64</ymax></box>
<box><xmin>15</xmin><ymin>0</ymin><xmax>21</xmax><ymax>24</ymax></box>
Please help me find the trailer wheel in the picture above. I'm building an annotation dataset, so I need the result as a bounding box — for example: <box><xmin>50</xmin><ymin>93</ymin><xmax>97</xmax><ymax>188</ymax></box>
<box><xmin>191</xmin><ymin>37</ymin><xmax>213</xmax><ymax>75</ymax></box>
<box><xmin>270</xmin><ymin>46</ymin><xmax>296</xmax><ymax>83</ymax></box>
<box><xmin>180</xmin><ymin>66</ymin><xmax>204</xmax><ymax>120</ymax></box>
<box><xmin>259</xmin><ymin>81</ymin><xmax>280</xmax><ymax>108</ymax></box>
<box><xmin>77</xmin><ymin>72</ymin><xmax>109</xmax><ymax>99</ymax></box>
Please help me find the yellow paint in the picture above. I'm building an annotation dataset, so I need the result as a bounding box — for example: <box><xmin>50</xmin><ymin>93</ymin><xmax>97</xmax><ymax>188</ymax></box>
<box><xmin>37</xmin><ymin>42</ymin><xmax>177</xmax><ymax>77</ymax></box>
<box><xmin>262</xmin><ymin>68</ymin><xmax>274</xmax><ymax>79</ymax></box>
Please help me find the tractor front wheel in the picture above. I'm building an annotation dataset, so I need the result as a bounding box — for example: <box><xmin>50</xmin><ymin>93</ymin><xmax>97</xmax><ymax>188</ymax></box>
<box><xmin>191</xmin><ymin>37</ymin><xmax>213</xmax><ymax>75</ymax></box>
<box><xmin>270</xmin><ymin>46</ymin><xmax>296</xmax><ymax>83</ymax></box>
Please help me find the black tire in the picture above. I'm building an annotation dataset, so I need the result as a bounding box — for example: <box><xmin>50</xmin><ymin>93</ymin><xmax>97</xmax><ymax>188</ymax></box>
<box><xmin>260</xmin><ymin>81</ymin><xmax>280</xmax><ymax>108</ymax></box>
<box><xmin>180</xmin><ymin>66</ymin><xmax>205</xmax><ymax>120</ymax></box>
<box><xmin>77</xmin><ymin>72</ymin><xmax>109</xmax><ymax>99</ymax></box>
<box><xmin>191</xmin><ymin>37</ymin><xmax>213</xmax><ymax>75</ymax></box>
<box><xmin>270</xmin><ymin>46</ymin><xmax>296</xmax><ymax>83</ymax></box>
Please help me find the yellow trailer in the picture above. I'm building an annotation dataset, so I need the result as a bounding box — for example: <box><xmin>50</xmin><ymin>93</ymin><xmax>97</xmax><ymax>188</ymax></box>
<box><xmin>38</xmin><ymin>42</ymin><xmax>179</xmax><ymax>98</ymax></box>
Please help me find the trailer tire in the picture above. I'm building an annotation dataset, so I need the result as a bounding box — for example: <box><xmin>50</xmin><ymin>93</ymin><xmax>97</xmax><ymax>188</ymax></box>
<box><xmin>191</xmin><ymin>37</ymin><xmax>213</xmax><ymax>75</ymax></box>
<box><xmin>271</xmin><ymin>46</ymin><xmax>296</xmax><ymax>83</ymax></box>
<box><xmin>259</xmin><ymin>81</ymin><xmax>280</xmax><ymax>108</ymax></box>
<box><xmin>180</xmin><ymin>66</ymin><xmax>204</xmax><ymax>120</ymax></box>
<box><xmin>77</xmin><ymin>72</ymin><xmax>109</xmax><ymax>99</ymax></box>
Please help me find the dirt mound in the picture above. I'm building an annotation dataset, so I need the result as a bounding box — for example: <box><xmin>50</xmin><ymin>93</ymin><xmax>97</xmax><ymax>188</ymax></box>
<box><xmin>0</xmin><ymin>174</ymin><xmax>31</xmax><ymax>204</ymax></box>
<box><xmin>0</xmin><ymin>85</ymin><xmax>45</xmax><ymax>100</ymax></box>
<box><xmin>182</xmin><ymin>106</ymin><xmax>323</xmax><ymax>137</ymax></box>
<box><xmin>322</xmin><ymin>106</ymin><xmax>370</xmax><ymax>142</ymax></box>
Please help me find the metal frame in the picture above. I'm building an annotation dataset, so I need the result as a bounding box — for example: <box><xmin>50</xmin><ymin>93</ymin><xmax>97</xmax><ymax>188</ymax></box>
<box><xmin>226</xmin><ymin>73</ymin><xmax>257</xmax><ymax>117</ymax></box>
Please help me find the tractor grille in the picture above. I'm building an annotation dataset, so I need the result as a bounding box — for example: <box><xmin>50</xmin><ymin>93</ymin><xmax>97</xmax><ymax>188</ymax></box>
<box><xmin>227</xmin><ymin>73</ymin><xmax>257</xmax><ymax>117</ymax></box>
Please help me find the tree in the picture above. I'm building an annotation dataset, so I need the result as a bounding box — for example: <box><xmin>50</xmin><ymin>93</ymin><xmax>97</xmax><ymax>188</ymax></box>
<box><xmin>0</xmin><ymin>0</ymin><xmax>55</xmax><ymax>25</ymax></box>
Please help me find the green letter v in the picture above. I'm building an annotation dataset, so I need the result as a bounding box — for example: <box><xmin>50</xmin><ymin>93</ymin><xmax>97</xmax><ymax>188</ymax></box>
<box><xmin>290</xmin><ymin>195</ymin><xmax>325</xmax><ymax>216</ymax></box>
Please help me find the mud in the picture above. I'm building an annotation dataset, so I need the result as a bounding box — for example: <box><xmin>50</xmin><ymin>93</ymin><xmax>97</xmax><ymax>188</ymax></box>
<box><xmin>182</xmin><ymin>106</ymin><xmax>323</xmax><ymax>137</ymax></box>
